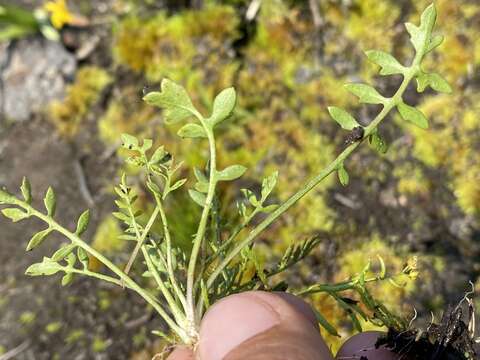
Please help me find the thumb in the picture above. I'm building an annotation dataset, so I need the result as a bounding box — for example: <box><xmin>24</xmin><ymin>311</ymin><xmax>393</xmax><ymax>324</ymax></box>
<box><xmin>196</xmin><ymin>291</ymin><xmax>334</xmax><ymax>360</ymax></box>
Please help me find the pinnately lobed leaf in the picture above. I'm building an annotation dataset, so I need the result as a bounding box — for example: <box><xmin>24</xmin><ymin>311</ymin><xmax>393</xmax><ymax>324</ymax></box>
<box><xmin>143</xmin><ymin>79</ymin><xmax>197</xmax><ymax>124</ymax></box>
<box><xmin>208</xmin><ymin>87</ymin><xmax>236</xmax><ymax>126</ymax></box>
<box><xmin>416</xmin><ymin>72</ymin><xmax>452</xmax><ymax>93</ymax></box>
<box><xmin>365</xmin><ymin>50</ymin><xmax>406</xmax><ymax>76</ymax></box>
<box><xmin>397</xmin><ymin>102</ymin><xmax>429</xmax><ymax>129</ymax></box>
<box><xmin>344</xmin><ymin>84</ymin><xmax>386</xmax><ymax>105</ymax></box>
<box><xmin>406</xmin><ymin>4</ymin><xmax>437</xmax><ymax>55</ymax></box>
<box><xmin>327</xmin><ymin>106</ymin><xmax>359</xmax><ymax>130</ymax></box>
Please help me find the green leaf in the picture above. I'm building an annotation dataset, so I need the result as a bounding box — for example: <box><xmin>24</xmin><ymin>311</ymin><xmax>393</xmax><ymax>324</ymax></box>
<box><xmin>406</xmin><ymin>4</ymin><xmax>437</xmax><ymax>54</ymax></box>
<box><xmin>177</xmin><ymin>123</ymin><xmax>207</xmax><ymax>139</ymax></box>
<box><xmin>426</xmin><ymin>34</ymin><xmax>444</xmax><ymax>53</ymax></box>
<box><xmin>420</xmin><ymin>3</ymin><xmax>437</xmax><ymax>35</ymax></box>
<box><xmin>344</xmin><ymin>84</ymin><xmax>386</xmax><ymax>104</ymax></box>
<box><xmin>143</xmin><ymin>79</ymin><xmax>198</xmax><ymax>124</ymax></box>
<box><xmin>21</xmin><ymin>177</ymin><xmax>32</xmax><ymax>204</ymax></box>
<box><xmin>0</xmin><ymin>188</ymin><xmax>15</xmax><ymax>204</ymax></box>
<box><xmin>52</xmin><ymin>244</ymin><xmax>76</xmax><ymax>261</ymax></box>
<box><xmin>368</xmin><ymin>132</ymin><xmax>388</xmax><ymax>154</ymax></box>
<box><xmin>209</xmin><ymin>87</ymin><xmax>236</xmax><ymax>126</ymax></box>
<box><xmin>25</xmin><ymin>258</ymin><xmax>62</xmax><ymax>276</ymax></box>
<box><xmin>217</xmin><ymin>165</ymin><xmax>247</xmax><ymax>182</ymax></box>
<box><xmin>338</xmin><ymin>165</ymin><xmax>349</xmax><ymax>186</ymax></box>
<box><xmin>188</xmin><ymin>189</ymin><xmax>206</xmax><ymax>207</ymax></box>
<box><xmin>193</xmin><ymin>167</ymin><xmax>208</xmax><ymax>183</ymax></box>
<box><xmin>377</xmin><ymin>255</ymin><xmax>386</xmax><ymax>279</ymax></box>
<box><xmin>120</xmin><ymin>133</ymin><xmax>139</xmax><ymax>150</ymax></box>
<box><xmin>75</xmin><ymin>210</ymin><xmax>90</xmax><ymax>236</ymax></box>
<box><xmin>405</xmin><ymin>22</ymin><xmax>423</xmax><ymax>53</ymax></box>
<box><xmin>327</xmin><ymin>106</ymin><xmax>359</xmax><ymax>130</ymax></box>
<box><xmin>26</xmin><ymin>228</ymin><xmax>52</xmax><ymax>251</ymax></box>
<box><xmin>2</xmin><ymin>208</ymin><xmax>29</xmax><ymax>222</ymax></box>
<box><xmin>112</xmin><ymin>211</ymin><xmax>130</xmax><ymax>222</ymax></box>
<box><xmin>44</xmin><ymin>187</ymin><xmax>56</xmax><ymax>216</ymax></box>
<box><xmin>397</xmin><ymin>102</ymin><xmax>429</xmax><ymax>129</ymax></box>
<box><xmin>312</xmin><ymin>307</ymin><xmax>340</xmax><ymax>337</ymax></box>
<box><xmin>261</xmin><ymin>171</ymin><xmax>278</xmax><ymax>201</ymax></box>
<box><xmin>261</xmin><ymin>204</ymin><xmax>278</xmax><ymax>213</ymax></box>
<box><xmin>416</xmin><ymin>72</ymin><xmax>452</xmax><ymax>93</ymax></box>
<box><xmin>146</xmin><ymin>179</ymin><xmax>162</xmax><ymax>196</ymax></box>
<box><xmin>77</xmin><ymin>247</ymin><xmax>89</xmax><ymax>269</ymax></box>
<box><xmin>168</xmin><ymin>179</ymin><xmax>187</xmax><ymax>193</ymax></box>
<box><xmin>150</xmin><ymin>146</ymin><xmax>167</xmax><ymax>164</ymax></box>
<box><xmin>365</xmin><ymin>50</ymin><xmax>406</xmax><ymax>76</ymax></box>
<box><xmin>242</xmin><ymin>189</ymin><xmax>259</xmax><ymax>207</ymax></box>
<box><xmin>66</xmin><ymin>252</ymin><xmax>76</xmax><ymax>268</ymax></box>
<box><xmin>61</xmin><ymin>273</ymin><xmax>74</xmax><ymax>286</ymax></box>
<box><xmin>140</xmin><ymin>139</ymin><xmax>153</xmax><ymax>152</ymax></box>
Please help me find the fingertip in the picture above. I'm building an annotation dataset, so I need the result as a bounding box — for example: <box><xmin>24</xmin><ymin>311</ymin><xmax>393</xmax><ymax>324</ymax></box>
<box><xmin>198</xmin><ymin>291</ymin><xmax>333</xmax><ymax>360</ymax></box>
<box><xmin>166</xmin><ymin>346</ymin><xmax>194</xmax><ymax>360</ymax></box>
<box><xmin>336</xmin><ymin>331</ymin><xmax>401</xmax><ymax>360</ymax></box>
<box><xmin>198</xmin><ymin>291</ymin><xmax>281</xmax><ymax>360</ymax></box>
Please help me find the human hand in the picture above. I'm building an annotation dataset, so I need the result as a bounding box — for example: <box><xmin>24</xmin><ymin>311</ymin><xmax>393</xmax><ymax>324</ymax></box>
<box><xmin>167</xmin><ymin>291</ymin><xmax>402</xmax><ymax>360</ymax></box>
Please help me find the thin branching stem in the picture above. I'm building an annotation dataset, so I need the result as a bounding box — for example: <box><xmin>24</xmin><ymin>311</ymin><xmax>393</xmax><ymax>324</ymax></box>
<box><xmin>186</xmin><ymin>116</ymin><xmax>218</xmax><ymax>334</ymax></box>
<box><xmin>16</xmin><ymin>202</ymin><xmax>188</xmax><ymax>342</ymax></box>
<box><xmin>206</xmin><ymin>61</ymin><xmax>422</xmax><ymax>291</ymax></box>
<box><xmin>155</xmin><ymin>195</ymin><xmax>187</xmax><ymax>311</ymax></box>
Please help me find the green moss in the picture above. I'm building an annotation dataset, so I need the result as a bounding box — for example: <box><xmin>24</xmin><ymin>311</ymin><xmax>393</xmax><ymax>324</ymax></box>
<box><xmin>92</xmin><ymin>336</ymin><xmax>108</xmax><ymax>352</ymax></box>
<box><xmin>19</xmin><ymin>311</ymin><xmax>36</xmax><ymax>325</ymax></box>
<box><xmin>92</xmin><ymin>215</ymin><xmax>124</xmax><ymax>254</ymax></box>
<box><xmin>46</xmin><ymin>322</ymin><xmax>62</xmax><ymax>334</ymax></box>
<box><xmin>49</xmin><ymin>66</ymin><xmax>111</xmax><ymax>137</ymax></box>
<box><xmin>65</xmin><ymin>329</ymin><xmax>85</xmax><ymax>344</ymax></box>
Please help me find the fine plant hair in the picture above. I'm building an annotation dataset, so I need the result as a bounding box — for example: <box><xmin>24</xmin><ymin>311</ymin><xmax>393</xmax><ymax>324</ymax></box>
<box><xmin>0</xmin><ymin>4</ymin><xmax>450</xmax><ymax>347</ymax></box>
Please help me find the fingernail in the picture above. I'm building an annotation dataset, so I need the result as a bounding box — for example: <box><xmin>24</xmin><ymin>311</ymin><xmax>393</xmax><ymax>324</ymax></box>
<box><xmin>197</xmin><ymin>293</ymin><xmax>281</xmax><ymax>360</ymax></box>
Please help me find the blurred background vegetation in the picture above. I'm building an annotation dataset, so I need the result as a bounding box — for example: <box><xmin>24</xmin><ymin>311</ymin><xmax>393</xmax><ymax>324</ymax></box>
<box><xmin>0</xmin><ymin>0</ymin><xmax>478</xmax><ymax>359</ymax></box>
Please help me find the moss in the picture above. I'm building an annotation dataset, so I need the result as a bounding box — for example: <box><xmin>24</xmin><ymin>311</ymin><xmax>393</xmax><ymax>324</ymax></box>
<box><xmin>19</xmin><ymin>311</ymin><xmax>36</xmax><ymax>325</ymax></box>
<box><xmin>113</xmin><ymin>5</ymin><xmax>239</xmax><ymax>83</ymax></box>
<box><xmin>91</xmin><ymin>215</ymin><xmax>124</xmax><ymax>254</ymax></box>
<box><xmin>92</xmin><ymin>336</ymin><xmax>108</xmax><ymax>352</ymax></box>
<box><xmin>46</xmin><ymin>322</ymin><xmax>63</xmax><ymax>334</ymax></box>
<box><xmin>49</xmin><ymin>66</ymin><xmax>112</xmax><ymax>138</ymax></box>
<box><xmin>65</xmin><ymin>329</ymin><xmax>85</xmax><ymax>344</ymax></box>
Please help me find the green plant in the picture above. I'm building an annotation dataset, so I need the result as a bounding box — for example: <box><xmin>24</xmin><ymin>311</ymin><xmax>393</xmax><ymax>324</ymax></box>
<box><xmin>0</xmin><ymin>4</ymin><xmax>58</xmax><ymax>41</ymax></box>
<box><xmin>0</xmin><ymin>3</ymin><xmax>450</xmax><ymax>348</ymax></box>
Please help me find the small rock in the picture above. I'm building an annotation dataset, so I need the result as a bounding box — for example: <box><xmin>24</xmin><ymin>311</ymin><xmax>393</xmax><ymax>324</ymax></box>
<box><xmin>0</xmin><ymin>37</ymin><xmax>76</xmax><ymax>123</ymax></box>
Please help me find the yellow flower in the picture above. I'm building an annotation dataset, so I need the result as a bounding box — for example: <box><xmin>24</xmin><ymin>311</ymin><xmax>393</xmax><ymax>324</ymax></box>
<box><xmin>44</xmin><ymin>0</ymin><xmax>73</xmax><ymax>29</ymax></box>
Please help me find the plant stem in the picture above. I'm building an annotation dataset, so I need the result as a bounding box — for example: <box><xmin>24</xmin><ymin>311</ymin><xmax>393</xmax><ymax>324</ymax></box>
<box><xmin>142</xmin><ymin>245</ymin><xmax>187</xmax><ymax>327</ymax></box>
<box><xmin>206</xmin><ymin>64</ymin><xmax>420</xmax><ymax>291</ymax></box>
<box><xmin>186</xmin><ymin>123</ymin><xmax>217</xmax><ymax>334</ymax></box>
<box><xmin>20</xmin><ymin>203</ymin><xmax>189</xmax><ymax>343</ymax></box>
<box><xmin>156</xmin><ymin>196</ymin><xmax>187</xmax><ymax>312</ymax></box>
<box><xmin>123</xmin><ymin>204</ymin><xmax>160</xmax><ymax>276</ymax></box>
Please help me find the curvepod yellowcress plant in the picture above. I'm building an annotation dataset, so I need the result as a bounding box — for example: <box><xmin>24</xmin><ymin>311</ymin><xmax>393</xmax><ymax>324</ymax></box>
<box><xmin>0</xmin><ymin>3</ymin><xmax>450</xmax><ymax>348</ymax></box>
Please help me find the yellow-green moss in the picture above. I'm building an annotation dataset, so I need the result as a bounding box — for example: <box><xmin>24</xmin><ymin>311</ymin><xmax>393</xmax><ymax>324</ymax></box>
<box><xmin>49</xmin><ymin>66</ymin><xmax>112</xmax><ymax>137</ymax></box>
<box><xmin>91</xmin><ymin>215</ymin><xmax>124</xmax><ymax>254</ymax></box>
